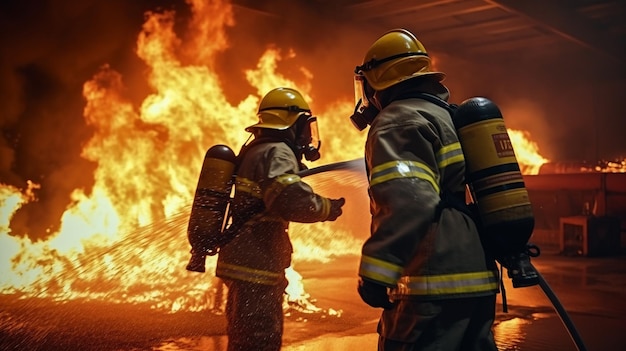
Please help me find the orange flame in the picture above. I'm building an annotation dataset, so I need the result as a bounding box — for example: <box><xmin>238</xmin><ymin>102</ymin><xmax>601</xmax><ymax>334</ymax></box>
<box><xmin>508</xmin><ymin>129</ymin><xmax>549</xmax><ymax>175</ymax></box>
<box><xmin>586</xmin><ymin>159</ymin><xmax>626</xmax><ymax>173</ymax></box>
<box><xmin>0</xmin><ymin>0</ymin><xmax>553</xmax><ymax>314</ymax></box>
<box><xmin>0</xmin><ymin>0</ymin><xmax>363</xmax><ymax>313</ymax></box>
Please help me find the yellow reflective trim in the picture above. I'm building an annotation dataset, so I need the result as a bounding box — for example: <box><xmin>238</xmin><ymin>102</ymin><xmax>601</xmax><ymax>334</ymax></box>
<box><xmin>276</xmin><ymin>174</ymin><xmax>301</xmax><ymax>185</ymax></box>
<box><xmin>320</xmin><ymin>197</ymin><xmax>331</xmax><ymax>220</ymax></box>
<box><xmin>437</xmin><ymin>142</ymin><xmax>465</xmax><ymax>169</ymax></box>
<box><xmin>370</xmin><ymin>160</ymin><xmax>439</xmax><ymax>193</ymax></box>
<box><xmin>216</xmin><ymin>262</ymin><xmax>282</xmax><ymax>285</ymax></box>
<box><xmin>264</xmin><ymin>173</ymin><xmax>302</xmax><ymax>203</ymax></box>
<box><xmin>396</xmin><ymin>270</ymin><xmax>499</xmax><ymax>296</ymax></box>
<box><xmin>359</xmin><ymin>255</ymin><xmax>403</xmax><ymax>286</ymax></box>
<box><xmin>235</xmin><ymin>177</ymin><xmax>262</xmax><ymax>198</ymax></box>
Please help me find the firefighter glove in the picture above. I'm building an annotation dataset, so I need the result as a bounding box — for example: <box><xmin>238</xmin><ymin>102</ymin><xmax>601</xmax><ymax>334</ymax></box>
<box><xmin>357</xmin><ymin>278</ymin><xmax>394</xmax><ymax>309</ymax></box>
<box><xmin>326</xmin><ymin>197</ymin><xmax>346</xmax><ymax>221</ymax></box>
<box><xmin>186</xmin><ymin>250</ymin><xmax>207</xmax><ymax>273</ymax></box>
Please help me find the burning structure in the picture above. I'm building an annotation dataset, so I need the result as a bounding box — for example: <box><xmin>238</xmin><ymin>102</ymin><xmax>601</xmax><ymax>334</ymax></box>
<box><xmin>0</xmin><ymin>0</ymin><xmax>625</xmax><ymax>349</ymax></box>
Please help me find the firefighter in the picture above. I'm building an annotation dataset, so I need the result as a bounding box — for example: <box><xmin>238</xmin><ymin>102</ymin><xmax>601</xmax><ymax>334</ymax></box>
<box><xmin>351</xmin><ymin>29</ymin><xmax>500</xmax><ymax>350</ymax></box>
<box><xmin>215</xmin><ymin>87</ymin><xmax>345</xmax><ymax>351</ymax></box>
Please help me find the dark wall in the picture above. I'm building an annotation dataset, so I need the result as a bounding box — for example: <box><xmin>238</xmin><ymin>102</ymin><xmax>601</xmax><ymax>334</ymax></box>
<box><xmin>525</xmin><ymin>173</ymin><xmax>626</xmax><ymax>253</ymax></box>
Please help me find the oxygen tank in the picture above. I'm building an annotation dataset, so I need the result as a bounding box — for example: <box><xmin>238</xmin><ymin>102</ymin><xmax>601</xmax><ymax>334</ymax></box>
<box><xmin>452</xmin><ymin>97</ymin><xmax>535</xmax><ymax>261</ymax></box>
<box><xmin>186</xmin><ymin>144</ymin><xmax>237</xmax><ymax>273</ymax></box>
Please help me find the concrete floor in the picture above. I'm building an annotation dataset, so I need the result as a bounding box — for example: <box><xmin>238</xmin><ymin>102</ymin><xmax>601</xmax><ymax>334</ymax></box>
<box><xmin>279</xmin><ymin>247</ymin><xmax>626</xmax><ymax>351</ymax></box>
<box><xmin>0</xmin><ymin>247</ymin><xmax>624</xmax><ymax>351</ymax></box>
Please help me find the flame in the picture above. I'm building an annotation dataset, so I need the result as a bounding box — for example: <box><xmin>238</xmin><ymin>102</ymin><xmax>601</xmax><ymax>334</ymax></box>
<box><xmin>585</xmin><ymin>159</ymin><xmax>626</xmax><ymax>173</ymax></box>
<box><xmin>508</xmin><ymin>129</ymin><xmax>549</xmax><ymax>175</ymax></box>
<box><xmin>0</xmin><ymin>0</ymin><xmax>363</xmax><ymax>313</ymax></box>
<box><xmin>0</xmin><ymin>0</ymin><xmax>555</xmax><ymax>314</ymax></box>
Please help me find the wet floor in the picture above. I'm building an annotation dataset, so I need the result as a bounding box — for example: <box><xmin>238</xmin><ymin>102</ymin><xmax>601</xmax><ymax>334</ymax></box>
<box><xmin>150</xmin><ymin>249</ymin><xmax>626</xmax><ymax>351</ymax></box>
<box><xmin>283</xmin><ymin>250</ymin><xmax>626</xmax><ymax>351</ymax></box>
<box><xmin>1</xmin><ymin>248</ymin><xmax>624</xmax><ymax>351</ymax></box>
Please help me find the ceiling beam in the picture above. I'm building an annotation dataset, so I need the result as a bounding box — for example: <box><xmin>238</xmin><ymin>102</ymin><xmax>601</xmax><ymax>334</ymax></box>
<box><xmin>485</xmin><ymin>0</ymin><xmax>625</xmax><ymax>62</ymax></box>
<box><xmin>347</xmin><ymin>0</ymin><xmax>496</xmax><ymax>22</ymax></box>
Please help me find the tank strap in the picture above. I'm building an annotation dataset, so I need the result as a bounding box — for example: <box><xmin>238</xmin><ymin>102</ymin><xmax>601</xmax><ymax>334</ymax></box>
<box><xmin>207</xmin><ymin>197</ymin><xmax>265</xmax><ymax>256</ymax></box>
<box><xmin>413</xmin><ymin>92</ymin><xmax>458</xmax><ymax>117</ymax></box>
<box><xmin>239</xmin><ymin>136</ymin><xmax>299</xmax><ymax>163</ymax></box>
<box><xmin>434</xmin><ymin>189</ymin><xmax>475</xmax><ymax>221</ymax></box>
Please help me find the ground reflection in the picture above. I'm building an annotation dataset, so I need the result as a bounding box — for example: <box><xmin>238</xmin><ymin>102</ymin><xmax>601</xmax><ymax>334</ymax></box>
<box><xmin>151</xmin><ymin>336</ymin><xmax>227</xmax><ymax>351</ymax></box>
<box><xmin>494</xmin><ymin>316</ymin><xmax>531</xmax><ymax>350</ymax></box>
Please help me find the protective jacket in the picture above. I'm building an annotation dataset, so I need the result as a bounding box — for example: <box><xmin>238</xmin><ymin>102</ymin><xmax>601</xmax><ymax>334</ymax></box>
<box><xmin>216</xmin><ymin>139</ymin><xmax>334</xmax><ymax>285</ymax></box>
<box><xmin>358</xmin><ymin>79</ymin><xmax>499</xmax><ymax>300</ymax></box>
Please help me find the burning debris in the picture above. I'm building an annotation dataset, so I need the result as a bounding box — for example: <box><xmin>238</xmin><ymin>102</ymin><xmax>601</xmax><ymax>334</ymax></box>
<box><xmin>586</xmin><ymin>159</ymin><xmax>626</xmax><ymax>173</ymax></box>
<box><xmin>0</xmin><ymin>0</ymin><xmax>592</xmax><ymax>317</ymax></box>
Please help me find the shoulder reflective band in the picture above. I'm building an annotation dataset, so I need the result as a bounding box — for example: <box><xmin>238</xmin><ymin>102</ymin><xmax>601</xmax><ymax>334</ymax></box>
<box><xmin>436</xmin><ymin>142</ymin><xmax>464</xmax><ymax>170</ymax></box>
<box><xmin>369</xmin><ymin>160</ymin><xmax>439</xmax><ymax>193</ymax></box>
<box><xmin>275</xmin><ymin>173</ymin><xmax>301</xmax><ymax>186</ymax></box>
<box><xmin>264</xmin><ymin>173</ymin><xmax>302</xmax><ymax>205</ymax></box>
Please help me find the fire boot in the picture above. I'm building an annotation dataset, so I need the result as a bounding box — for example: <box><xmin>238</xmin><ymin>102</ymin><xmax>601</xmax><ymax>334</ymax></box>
<box><xmin>500</xmin><ymin>244</ymin><xmax>541</xmax><ymax>288</ymax></box>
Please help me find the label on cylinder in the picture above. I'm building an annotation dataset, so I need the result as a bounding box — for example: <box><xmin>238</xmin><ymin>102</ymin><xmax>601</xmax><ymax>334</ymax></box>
<box><xmin>458</xmin><ymin>120</ymin><xmax>518</xmax><ymax>173</ymax></box>
<box><xmin>492</xmin><ymin>133</ymin><xmax>515</xmax><ymax>158</ymax></box>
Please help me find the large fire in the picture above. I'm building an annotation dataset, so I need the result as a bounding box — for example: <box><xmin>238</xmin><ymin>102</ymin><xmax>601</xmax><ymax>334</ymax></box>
<box><xmin>1</xmin><ymin>0</ymin><xmax>554</xmax><ymax>314</ymax></box>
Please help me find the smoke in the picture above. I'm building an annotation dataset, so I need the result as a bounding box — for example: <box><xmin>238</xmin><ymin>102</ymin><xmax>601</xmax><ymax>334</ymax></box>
<box><xmin>1</xmin><ymin>0</ymin><xmax>625</xmax><ymax>239</ymax></box>
<box><xmin>476</xmin><ymin>55</ymin><xmax>626</xmax><ymax>162</ymax></box>
<box><xmin>216</xmin><ymin>1</ymin><xmax>373</xmax><ymax>109</ymax></box>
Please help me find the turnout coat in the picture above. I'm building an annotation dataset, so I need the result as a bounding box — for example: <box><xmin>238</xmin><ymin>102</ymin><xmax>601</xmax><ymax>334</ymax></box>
<box><xmin>216</xmin><ymin>140</ymin><xmax>334</xmax><ymax>285</ymax></box>
<box><xmin>358</xmin><ymin>79</ymin><xmax>499</xmax><ymax>301</ymax></box>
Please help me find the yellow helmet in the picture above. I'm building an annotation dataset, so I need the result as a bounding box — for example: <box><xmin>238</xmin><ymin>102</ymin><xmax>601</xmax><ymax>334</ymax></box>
<box><xmin>355</xmin><ymin>28</ymin><xmax>445</xmax><ymax>91</ymax></box>
<box><xmin>246</xmin><ymin>87</ymin><xmax>311</xmax><ymax>131</ymax></box>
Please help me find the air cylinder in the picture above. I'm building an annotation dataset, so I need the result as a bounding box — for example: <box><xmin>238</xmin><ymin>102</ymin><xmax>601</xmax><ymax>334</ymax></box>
<box><xmin>452</xmin><ymin>97</ymin><xmax>534</xmax><ymax>256</ymax></box>
<box><xmin>186</xmin><ymin>144</ymin><xmax>237</xmax><ymax>272</ymax></box>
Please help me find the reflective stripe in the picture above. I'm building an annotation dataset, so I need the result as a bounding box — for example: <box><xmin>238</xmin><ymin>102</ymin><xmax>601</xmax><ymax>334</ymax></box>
<box><xmin>265</xmin><ymin>174</ymin><xmax>301</xmax><ymax>197</ymax></box>
<box><xmin>359</xmin><ymin>255</ymin><xmax>403</xmax><ymax>286</ymax></box>
<box><xmin>369</xmin><ymin>160</ymin><xmax>439</xmax><ymax>193</ymax></box>
<box><xmin>264</xmin><ymin>174</ymin><xmax>301</xmax><ymax>205</ymax></box>
<box><xmin>275</xmin><ymin>173</ymin><xmax>301</xmax><ymax>185</ymax></box>
<box><xmin>395</xmin><ymin>270</ymin><xmax>499</xmax><ymax>296</ymax></box>
<box><xmin>216</xmin><ymin>262</ymin><xmax>283</xmax><ymax>285</ymax></box>
<box><xmin>320</xmin><ymin>197</ymin><xmax>331</xmax><ymax>220</ymax></box>
<box><xmin>235</xmin><ymin>177</ymin><xmax>262</xmax><ymax>198</ymax></box>
<box><xmin>437</xmin><ymin>142</ymin><xmax>464</xmax><ymax>170</ymax></box>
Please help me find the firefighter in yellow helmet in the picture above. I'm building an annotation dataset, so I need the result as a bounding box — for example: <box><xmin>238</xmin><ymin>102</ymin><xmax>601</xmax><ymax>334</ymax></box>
<box><xmin>216</xmin><ymin>87</ymin><xmax>345</xmax><ymax>351</ymax></box>
<box><xmin>351</xmin><ymin>29</ymin><xmax>500</xmax><ymax>350</ymax></box>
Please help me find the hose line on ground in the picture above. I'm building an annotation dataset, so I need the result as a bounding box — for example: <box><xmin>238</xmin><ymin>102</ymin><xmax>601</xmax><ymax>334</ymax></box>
<box><xmin>534</xmin><ymin>263</ymin><xmax>588</xmax><ymax>351</ymax></box>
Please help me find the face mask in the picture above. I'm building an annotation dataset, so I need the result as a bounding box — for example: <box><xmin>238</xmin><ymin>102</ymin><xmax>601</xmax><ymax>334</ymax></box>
<box><xmin>296</xmin><ymin>115</ymin><xmax>321</xmax><ymax>162</ymax></box>
<box><xmin>349</xmin><ymin>74</ymin><xmax>379</xmax><ymax>131</ymax></box>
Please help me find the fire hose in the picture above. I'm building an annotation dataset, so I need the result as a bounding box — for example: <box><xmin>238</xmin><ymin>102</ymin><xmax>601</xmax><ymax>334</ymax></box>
<box><xmin>534</xmin><ymin>263</ymin><xmax>588</xmax><ymax>351</ymax></box>
<box><xmin>297</xmin><ymin>158</ymin><xmax>364</xmax><ymax>178</ymax></box>
<box><xmin>302</xmin><ymin>158</ymin><xmax>588</xmax><ymax>351</ymax></box>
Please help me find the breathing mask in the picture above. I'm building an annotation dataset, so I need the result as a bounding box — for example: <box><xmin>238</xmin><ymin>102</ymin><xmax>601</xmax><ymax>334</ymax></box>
<box><xmin>350</xmin><ymin>74</ymin><xmax>379</xmax><ymax>131</ymax></box>
<box><xmin>296</xmin><ymin>114</ymin><xmax>321</xmax><ymax>161</ymax></box>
